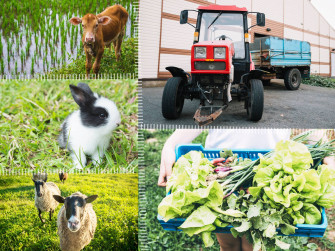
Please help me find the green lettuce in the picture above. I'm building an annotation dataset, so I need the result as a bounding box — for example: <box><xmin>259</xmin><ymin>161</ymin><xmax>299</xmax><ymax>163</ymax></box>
<box><xmin>301</xmin><ymin>203</ymin><xmax>322</xmax><ymax>225</ymax></box>
<box><xmin>166</xmin><ymin>151</ymin><xmax>213</xmax><ymax>193</ymax></box>
<box><xmin>158</xmin><ymin>180</ymin><xmax>223</xmax><ymax>221</ymax></box>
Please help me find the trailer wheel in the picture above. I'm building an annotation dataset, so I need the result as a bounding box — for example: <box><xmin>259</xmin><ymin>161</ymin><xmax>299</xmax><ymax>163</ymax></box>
<box><xmin>247</xmin><ymin>79</ymin><xmax>264</xmax><ymax>121</ymax></box>
<box><xmin>162</xmin><ymin>77</ymin><xmax>185</xmax><ymax>119</ymax></box>
<box><xmin>284</xmin><ymin>68</ymin><xmax>301</xmax><ymax>90</ymax></box>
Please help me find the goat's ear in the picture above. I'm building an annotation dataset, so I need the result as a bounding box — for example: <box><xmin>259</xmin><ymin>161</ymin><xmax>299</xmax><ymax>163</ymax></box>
<box><xmin>69</xmin><ymin>17</ymin><xmax>82</xmax><ymax>25</ymax></box>
<box><xmin>98</xmin><ymin>16</ymin><xmax>112</xmax><ymax>25</ymax></box>
<box><xmin>53</xmin><ymin>195</ymin><xmax>65</xmax><ymax>203</ymax></box>
<box><xmin>85</xmin><ymin>195</ymin><xmax>98</xmax><ymax>203</ymax></box>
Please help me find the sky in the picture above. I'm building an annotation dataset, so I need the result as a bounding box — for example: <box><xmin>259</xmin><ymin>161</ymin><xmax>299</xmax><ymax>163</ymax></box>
<box><xmin>311</xmin><ymin>0</ymin><xmax>335</xmax><ymax>29</ymax></box>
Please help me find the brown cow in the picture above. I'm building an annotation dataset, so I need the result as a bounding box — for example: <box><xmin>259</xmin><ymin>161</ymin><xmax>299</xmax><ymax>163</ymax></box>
<box><xmin>69</xmin><ymin>5</ymin><xmax>128</xmax><ymax>77</ymax></box>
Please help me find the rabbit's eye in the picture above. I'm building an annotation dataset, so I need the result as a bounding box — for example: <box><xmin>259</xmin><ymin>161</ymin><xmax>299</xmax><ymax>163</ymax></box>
<box><xmin>99</xmin><ymin>113</ymin><xmax>106</xmax><ymax>119</ymax></box>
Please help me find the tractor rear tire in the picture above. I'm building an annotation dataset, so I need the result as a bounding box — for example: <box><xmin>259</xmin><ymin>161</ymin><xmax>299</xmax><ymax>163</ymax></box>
<box><xmin>284</xmin><ymin>68</ymin><xmax>301</xmax><ymax>90</ymax></box>
<box><xmin>247</xmin><ymin>79</ymin><xmax>264</xmax><ymax>121</ymax></box>
<box><xmin>162</xmin><ymin>77</ymin><xmax>185</xmax><ymax>119</ymax></box>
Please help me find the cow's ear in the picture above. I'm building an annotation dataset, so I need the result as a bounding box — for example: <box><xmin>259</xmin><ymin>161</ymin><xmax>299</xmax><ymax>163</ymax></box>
<box><xmin>98</xmin><ymin>16</ymin><xmax>112</xmax><ymax>25</ymax></box>
<box><xmin>69</xmin><ymin>17</ymin><xmax>82</xmax><ymax>25</ymax></box>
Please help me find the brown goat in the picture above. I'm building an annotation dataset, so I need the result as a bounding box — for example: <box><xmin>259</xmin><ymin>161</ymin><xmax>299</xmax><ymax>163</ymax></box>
<box><xmin>70</xmin><ymin>5</ymin><xmax>128</xmax><ymax>77</ymax></box>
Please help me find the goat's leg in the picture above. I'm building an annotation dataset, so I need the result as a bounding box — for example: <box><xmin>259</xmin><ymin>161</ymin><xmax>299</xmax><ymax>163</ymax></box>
<box><xmin>85</xmin><ymin>50</ymin><xmax>93</xmax><ymax>79</ymax></box>
<box><xmin>49</xmin><ymin>209</ymin><xmax>53</xmax><ymax>221</ymax></box>
<box><xmin>93</xmin><ymin>47</ymin><xmax>104</xmax><ymax>77</ymax></box>
<box><xmin>38</xmin><ymin>208</ymin><xmax>45</xmax><ymax>223</ymax></box>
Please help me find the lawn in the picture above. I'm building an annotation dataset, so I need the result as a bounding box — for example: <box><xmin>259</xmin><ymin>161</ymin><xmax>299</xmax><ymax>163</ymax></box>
<box><xmin>141</xmin><ymin>129</ymin><xmax>335</xmax><ymax>251</ymax></box>
<box><xmin>0</xmin><ymin>79</ymin><xmax>137</xmax><ymax>173</ymax></box>
<box><xmin>0</xmin><ymin>174</ymin><xmax>138</xmax><ymax>250</ymax></box>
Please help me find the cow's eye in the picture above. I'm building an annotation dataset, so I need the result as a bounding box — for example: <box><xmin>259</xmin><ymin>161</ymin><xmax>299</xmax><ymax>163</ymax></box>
<box><xmin>99</xmin><ymin>113</ymin><xmax>106</xmax><ymax>119</ymax></box>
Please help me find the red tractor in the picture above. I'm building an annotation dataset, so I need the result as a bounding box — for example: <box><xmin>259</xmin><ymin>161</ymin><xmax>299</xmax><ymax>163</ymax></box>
<box><xmin>161</xmin><ymin>5</ymin><xmax>266</xmax><ymax>125</ymax></box>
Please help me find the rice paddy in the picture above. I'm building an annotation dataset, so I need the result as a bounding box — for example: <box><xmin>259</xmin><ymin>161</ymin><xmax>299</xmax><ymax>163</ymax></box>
<box><xmin>0</xmin><ymin>0</ymin><xmax>137</xmax><ymax>76</ymax></box>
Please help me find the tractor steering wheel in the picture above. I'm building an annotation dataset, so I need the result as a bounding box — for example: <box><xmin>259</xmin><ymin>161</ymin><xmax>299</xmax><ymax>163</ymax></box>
<box><xmin>215</xmin><ymin>35</ymin><xmax>232</xmax><ymax>41</ymax></box>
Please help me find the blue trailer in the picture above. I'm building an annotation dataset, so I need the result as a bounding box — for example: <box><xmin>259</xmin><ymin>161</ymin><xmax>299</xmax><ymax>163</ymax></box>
<box><xmin>250</xmin><ymin>36</ymin><xmax>311</xmax><ymax>90</ymax></box>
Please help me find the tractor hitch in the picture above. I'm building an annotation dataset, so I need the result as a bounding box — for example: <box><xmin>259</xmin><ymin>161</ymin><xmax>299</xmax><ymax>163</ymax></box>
<box><xmin>193</xmin><ymin>105</ymin><xmax>228</xmax><ymax>126</ymax></box>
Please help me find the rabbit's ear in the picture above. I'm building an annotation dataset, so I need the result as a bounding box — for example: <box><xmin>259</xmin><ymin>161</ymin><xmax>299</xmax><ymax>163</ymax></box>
<box><xmin>77</xmin><ymin>83</ymin><xmax>94</xmax><ymax>96</ymax></box>
<box><xmin>69</xmin><ymin>84</ymin><xmax>95</xmax><ymax>108</ymax></box>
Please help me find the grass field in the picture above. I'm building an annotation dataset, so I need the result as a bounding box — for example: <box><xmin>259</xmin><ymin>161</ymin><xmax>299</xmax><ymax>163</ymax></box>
<box><xmin>0</xmin><ymin>174</ymin><xmax>138</xmax><ymax>250</ymax></box>
<box><xmin>0</xmin><ymin>79</ymin><xmax>137</xmax><ymax>172</ymax></box>
<box><xmin>142</xmin><ymin>129</ymin><xmax>335</xmax><ymax>251</ymax></box>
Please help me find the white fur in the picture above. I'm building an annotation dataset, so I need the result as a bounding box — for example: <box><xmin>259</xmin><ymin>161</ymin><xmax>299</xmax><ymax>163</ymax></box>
<box><xmin>62</xmin><ymin>93</ymin><xmax>121</xmax><ymax>169</ymax></box>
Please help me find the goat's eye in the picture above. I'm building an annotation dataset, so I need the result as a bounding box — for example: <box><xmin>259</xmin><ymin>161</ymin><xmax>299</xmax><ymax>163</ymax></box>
<box><xmin>99</xmin><ymin>113</ymin><xmax>106</xmax><ymax>119</ymax></box>
<box><xmin>95</xmin><ymin>24</ymin><xmax>98</xmax><ymax>28</ymax></box>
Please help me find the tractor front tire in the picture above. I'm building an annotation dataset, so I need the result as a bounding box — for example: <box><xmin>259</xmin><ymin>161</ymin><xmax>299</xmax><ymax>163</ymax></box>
<box><xmin>247</xmin><ymin>79</ymin><xmax>264</xmax><ymax>121</ymax></box>
<box><xmin>162</xmin><ymin>77</ymin><xmax>185</xmax><ymax>119</ymax></box>
<box><xmin>284</xmin><ymin>68</ymin><xmax>301</xmax><ymax>90</ymax></box>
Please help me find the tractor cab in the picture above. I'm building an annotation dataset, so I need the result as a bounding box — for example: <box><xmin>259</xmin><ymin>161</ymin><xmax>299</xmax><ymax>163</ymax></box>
<box><xmin>181</xmin><ymin>5</ymin><xmax>265</xmax><ymax>84</ymax></box>
<box><xmin>162</xmin><ymin>5</ymin><xmax>266</xmax><ymax>125</ymax></box>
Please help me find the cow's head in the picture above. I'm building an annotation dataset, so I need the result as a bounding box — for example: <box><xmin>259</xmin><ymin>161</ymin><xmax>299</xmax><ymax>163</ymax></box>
<box><xmin>53</xmin><ymin>193</ymin><xmax>98</xmax><ymax>232</ymax></box>
<box><xmin>70</xmin><ymin>14</ymin><xmax>112</xmax><ymax>44</ymax></box>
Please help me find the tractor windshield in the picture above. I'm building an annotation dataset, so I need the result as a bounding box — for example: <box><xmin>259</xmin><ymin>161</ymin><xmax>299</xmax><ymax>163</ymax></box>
<box><xmin>199</xmin><ymin>12</ymin><xmax>245</xmax><ymax>59</ymax></box>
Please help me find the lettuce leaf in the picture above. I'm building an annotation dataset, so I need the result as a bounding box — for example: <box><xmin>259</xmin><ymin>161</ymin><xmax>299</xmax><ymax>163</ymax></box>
<box><xmin>301</xmin><ymin>203</ymin><xmax>322</xmax><ymax>225</ymax></box>
<box><xmin>316</xmin><ymin>184</ymin><xmax>335</xmax><ymax>208</ymax></box>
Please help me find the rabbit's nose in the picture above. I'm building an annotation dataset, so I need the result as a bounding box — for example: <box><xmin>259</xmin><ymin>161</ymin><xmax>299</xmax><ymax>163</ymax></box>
<box><xmin>116</xmin><ymin>122</ymin><xmax>121</xmax><ymax>127</ymax></box>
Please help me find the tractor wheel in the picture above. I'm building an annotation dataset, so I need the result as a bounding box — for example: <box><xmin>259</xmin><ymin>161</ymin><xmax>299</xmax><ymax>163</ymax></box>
<box><xmin>284</xmin><ymin>68</ymin><xmax>301</xmax><ymax>90</ymax></box>
<box><xmin>247</xmin><ymin>79</ymin><xmax>264</xmax><ymax>121</ymax></box>
<box><xmin>162</xmin><ymin>77</ymin><xmax>185</xmax><ymax>119</ymax></box>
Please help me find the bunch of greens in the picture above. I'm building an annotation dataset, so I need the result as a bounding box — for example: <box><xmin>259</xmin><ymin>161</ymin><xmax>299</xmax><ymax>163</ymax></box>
<box><xmin>158</xmin><ymin>137</ymin><xmax>335</xmax><ymax>250</ymax></box>
<box><xmin>249</xmin><ymin>140</ymin><xmax>335</xmax><ymax>225</ymax></box>
<box><xmin>158</xmin><ymin>151</ymin><xmax>246</xmax><ymax>246</ymax></box>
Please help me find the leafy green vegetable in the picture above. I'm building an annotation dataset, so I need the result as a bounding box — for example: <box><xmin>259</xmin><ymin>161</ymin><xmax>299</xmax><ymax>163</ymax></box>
<box><xmin>158</xmin><ymin>139</ymin><xmax>335</xmax><ymax>251</ymax></box>
<box><xmin>301</xmin><ymin>203</ymin><xmax>322</xmax><ymax>225</ymax></box>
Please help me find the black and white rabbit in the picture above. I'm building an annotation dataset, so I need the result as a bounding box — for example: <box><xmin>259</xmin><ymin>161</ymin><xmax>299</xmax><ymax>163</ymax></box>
<box><xmin>59</xmin><ymin>83</ymin><xmax>121</xmax><ymax>169</ymax></box>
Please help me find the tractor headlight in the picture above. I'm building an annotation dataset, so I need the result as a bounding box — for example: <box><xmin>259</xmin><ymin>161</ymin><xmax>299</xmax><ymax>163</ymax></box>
<box><xmin>194</xmin><ymin>47</ymin><xmax>206</xmax><ymax>59</ymax></box>
<box><xmin>214</xmin><ymin>47</ymin><xmax>226</xmax><ymax>59</ymax></box>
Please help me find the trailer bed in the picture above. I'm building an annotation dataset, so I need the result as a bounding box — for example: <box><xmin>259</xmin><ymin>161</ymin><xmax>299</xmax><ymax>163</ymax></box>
<box><xmin>250</xmin><ymin>36</ymin><xmax>311</xmax><ymax>67</ymax></box>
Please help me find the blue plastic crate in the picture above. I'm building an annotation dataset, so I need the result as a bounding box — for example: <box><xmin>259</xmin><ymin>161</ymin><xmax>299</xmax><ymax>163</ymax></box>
<box><xmin>158</xmin><ymin>144</ymin><xmax>328</xmax><ymax>237</ymax></box>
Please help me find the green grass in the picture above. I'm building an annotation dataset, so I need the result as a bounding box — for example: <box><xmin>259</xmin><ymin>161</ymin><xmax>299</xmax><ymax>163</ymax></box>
<box><xmin>303</xmin><ymin>75</ymin><xmax>335</xmax><ymax>89</ymax></box>
<box><xmin>46</xmin><ymin>38</ymin><xmax>137</xmax><ymax>77</ymax></box>
<box><xmin>0</xmin><ymin>174</ymin><xmax>138</xmax><ymax>250</ymax></box>
<box><xmin>0</xmin><ymin>79</ymin><xmax>137</xmax><ymax>172</ymax></box>
<box><xmin>141</xmin><ymin>129</ymin><xmax>329</xmax><ymax>250</ymax></box>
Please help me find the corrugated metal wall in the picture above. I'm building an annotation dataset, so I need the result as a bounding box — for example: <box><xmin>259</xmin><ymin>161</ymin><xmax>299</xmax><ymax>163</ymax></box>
<box><xmin>139</xmin><ymin>0</ymin><xmax>335</xmax><ymax>79</ymax></box>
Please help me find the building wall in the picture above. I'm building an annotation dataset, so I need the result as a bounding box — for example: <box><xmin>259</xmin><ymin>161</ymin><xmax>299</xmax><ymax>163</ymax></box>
<box><xmin>139</xmin><ymin>0</ymin><xmax>335</xmax><ymax>79</ymax></box>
